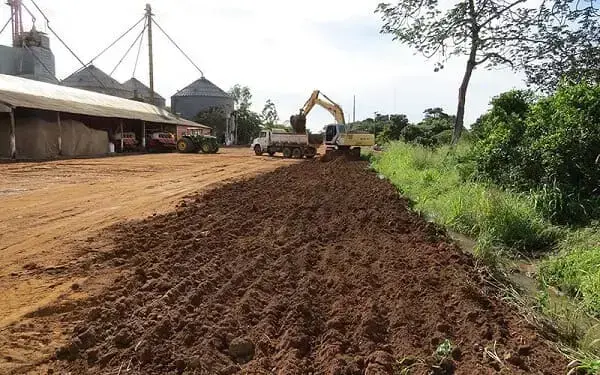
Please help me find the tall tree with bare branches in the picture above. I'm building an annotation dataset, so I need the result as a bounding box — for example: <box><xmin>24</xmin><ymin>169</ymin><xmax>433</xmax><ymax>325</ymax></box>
<box><xmin>376</xmin><ymin>0</ymin><xmax>599</xmax><ymax>143</ymax></box>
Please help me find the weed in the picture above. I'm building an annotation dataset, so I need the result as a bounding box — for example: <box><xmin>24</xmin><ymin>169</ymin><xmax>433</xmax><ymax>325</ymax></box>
<box><xmin>435</xmin><ymin>339</ymin><xmax>454</xmax><ymax>360</ymax></box>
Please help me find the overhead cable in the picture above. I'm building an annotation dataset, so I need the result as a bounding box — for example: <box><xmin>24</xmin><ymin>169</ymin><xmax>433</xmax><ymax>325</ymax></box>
<box><xmin>152</xmin><ymin>18</ymin><xmax>205</xmax><ymax>77</ymax></box>
<box><xmin>85</xmin><ymin>15</ymin><xmax>145</xmax><ymax>67</ymax></box>
<box><xmin>0</xmin><ymin>16</ymin><xmax>12</xmax><ymax>36</ymax></box>
<box><xmin>110</xmin><ymin>23</ymin><xmax>146</xmax><ymax>76</ymax></box>
<box><xmin>132</xmin><ymin>19</ymin><xmax>147</xmax><ymax>78</ymax></box>
<box><xmin>28</xmin><ymin>0</ymin><xmax>106</xmax><ymax>88</ymax></box>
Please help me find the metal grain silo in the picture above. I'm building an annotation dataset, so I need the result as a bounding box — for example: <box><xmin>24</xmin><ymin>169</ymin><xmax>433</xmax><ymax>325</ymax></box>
<box><xmin>61</xmin><ymin>65</ymin><xmax>132</xmax><ymax>99</ymax></box>
<box><xmin>171</xmin><ymin>77</ymin><xmax>234</xmax><ymax>121</ymax></box>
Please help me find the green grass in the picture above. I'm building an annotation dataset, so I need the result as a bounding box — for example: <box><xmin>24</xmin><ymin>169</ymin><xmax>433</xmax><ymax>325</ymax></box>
<box><xmin>371</xmin><ymin>142</ymin><xmax>559</xmax><ymax>258</ymax></box>
<box><xmin>540</xmin><ymin>227</ymin><xmax>600</xmax><ymax>316</ymax></box>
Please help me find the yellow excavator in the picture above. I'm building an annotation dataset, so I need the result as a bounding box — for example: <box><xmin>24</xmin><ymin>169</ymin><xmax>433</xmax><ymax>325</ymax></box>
<box><xmin>290</xmin><ymin>90</ymin><xmax>375</xmax><ymax>161</ymax></box>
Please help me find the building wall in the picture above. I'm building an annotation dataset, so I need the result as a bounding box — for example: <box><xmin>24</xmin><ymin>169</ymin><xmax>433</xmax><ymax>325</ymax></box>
<box><xmin>171</xmin><ymin>95</ymin><xmax>234</xmax><ymax>121</ymax></box>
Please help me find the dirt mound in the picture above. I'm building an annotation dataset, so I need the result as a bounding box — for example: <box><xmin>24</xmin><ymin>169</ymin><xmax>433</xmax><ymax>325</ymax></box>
<box><xmin>54</xmin><ymin>160</ymin><xmax>565</xmax><ymax>374</ymax></box>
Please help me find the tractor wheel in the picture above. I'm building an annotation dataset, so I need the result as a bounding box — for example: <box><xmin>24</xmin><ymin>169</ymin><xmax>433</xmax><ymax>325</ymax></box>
<box><xmin>282</xmin><ymin>147</ymin><xmax>292</xmax><ymax>158</ymax></box>
<box><xmin>201</xmin><ymin>142</ymin><xmax>212</xmax><ymax>154</ymax></box>
<box><xmin>211</xmin><ymin>143</ymin><xmax>219</xmax><ymax>153</ymax></box>
<box><xmin>254</xmin><ymin>145</ymin><xmax>262</xmax><ymax>156</ymax></box>
<box><xmin>292</xmin><ymin>147</ymin><xmax>303</xmax><ymax>158</ymax></box>
<box><xmin>177</xmin><ymin>138</ymin><xmax>195</xmax><ymax>153</ymax></box>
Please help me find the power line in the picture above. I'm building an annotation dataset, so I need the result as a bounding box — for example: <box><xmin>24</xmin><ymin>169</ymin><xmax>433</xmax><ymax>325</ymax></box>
<box><xmin>85</xmin><ymin>15</ymin><xmax>145</xmax><ymax>67</ymax></box>
<box><xmin>152</xmin><ymin>18</ymin><xmax>204</xmax><ymax>77</ymax></box>
<box><xmin>28</xmin><ymin>0</ymin><xmax>106</xmax><ymax>88</ymax></box>
<box><xmin>110</xmin><ymin>23</ymin><xmax>146</xmax><ymax>76</ymax></box>
<box><xmin>0</xmin><ymin>16</ymin><xmax>12</xmax><ymax>36</ymax></box>
<box><xmin>132</xmin><ymin>19</ymin><xmax>147</xmax><ymax>78</ymax></box>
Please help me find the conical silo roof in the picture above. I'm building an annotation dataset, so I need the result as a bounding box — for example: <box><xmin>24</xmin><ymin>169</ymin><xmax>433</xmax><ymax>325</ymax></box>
<box><xmin>173</xmin><ymin>76</ymin><xmax>231</xmax><ymax>98</ymax></box>
<box><xmin>61</xmin><ymin>64</ymin><xmax>131</xmax><ymax>98</ymax></box>
<box><xmin>123</xmin><ymin>77</ymin><xmax>165</xmax><ymax>101</ymax></box>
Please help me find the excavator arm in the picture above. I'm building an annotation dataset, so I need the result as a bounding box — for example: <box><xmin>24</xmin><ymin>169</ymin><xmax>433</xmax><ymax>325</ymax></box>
<box><xmin>299</xmin><ymin>90</ymin><xmax>346</xmax><ymax>125</ymax></box>
<box><xmin>290</xmin><ymin>90</ymin><xmax>346</xmax><ymax>133</ymax></box>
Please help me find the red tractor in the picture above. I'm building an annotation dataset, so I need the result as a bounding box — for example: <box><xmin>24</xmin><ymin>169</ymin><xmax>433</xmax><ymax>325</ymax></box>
<box><xmin>113</xmin><ymin>132</ymin><xmax>139</xmax><ymax>152</ymax></box>
<box><xmin>146</xmin><ymin>132</ymin><xmax>176</xmax><ymax>153</ymax></box>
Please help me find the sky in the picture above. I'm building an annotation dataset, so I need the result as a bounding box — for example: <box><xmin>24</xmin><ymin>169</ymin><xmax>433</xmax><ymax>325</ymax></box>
<box><xmin>0</xmin><ymin>0</ymin><xmax>529</xmax><ymax>131</ymax></box>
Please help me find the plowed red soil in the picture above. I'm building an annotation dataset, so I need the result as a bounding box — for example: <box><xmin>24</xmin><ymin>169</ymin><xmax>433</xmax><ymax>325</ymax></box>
<box><xmin>51</xmin><ymin>160</ymin><xmax>565</xmax><ymax>374</ymax></box>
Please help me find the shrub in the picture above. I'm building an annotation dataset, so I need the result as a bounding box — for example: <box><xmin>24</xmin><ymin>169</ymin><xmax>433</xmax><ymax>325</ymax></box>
<box><xmin>472</xmin><ymin>83</ymin><xmax>600</xmax><ymax>224</ymax></box>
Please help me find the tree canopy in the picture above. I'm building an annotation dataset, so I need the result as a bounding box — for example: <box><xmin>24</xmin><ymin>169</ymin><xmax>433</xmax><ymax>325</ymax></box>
<box><xmin>261</xmin><ymin>99</ymin><xmax>279</xmax><ymax>126</ymax></box>
<box><xmin>376</xmin><ymin>0</ymin><xmax>598</xmax><ymax>143</ymax></box>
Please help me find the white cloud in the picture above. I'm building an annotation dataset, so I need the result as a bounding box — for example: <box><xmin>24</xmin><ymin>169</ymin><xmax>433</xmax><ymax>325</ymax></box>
<box><xmin>0</xmin><ymin>0</ymin><xmax>527</xmax><ymax>131</ymax></box>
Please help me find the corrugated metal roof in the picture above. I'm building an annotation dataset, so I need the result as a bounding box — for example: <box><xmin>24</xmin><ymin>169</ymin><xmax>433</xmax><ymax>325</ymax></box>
<box><xmin>123</xmin><ymin>77</ymin><xmax>165</xmax><ymax>100</ymax></box>
<box><xmin>0</xmin><ymin>74</ymin><xmax>210</xmax><ymax>129</ymax></box>
<box><xmin>173</xmin><ymin>76</ymin><xmax>232</xmax><ymax>98</ymax></box>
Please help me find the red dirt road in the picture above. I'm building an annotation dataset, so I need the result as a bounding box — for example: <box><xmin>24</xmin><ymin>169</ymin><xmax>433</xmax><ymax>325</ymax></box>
<box><xmin>46</xmin><ymin>159</ymin><xmax>566</xmax><ymax>374</ymax></box>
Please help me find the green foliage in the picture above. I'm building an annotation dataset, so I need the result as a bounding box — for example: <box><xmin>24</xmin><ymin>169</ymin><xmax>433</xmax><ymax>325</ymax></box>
<box><xmin>261</xmin><ymin>99</ymin><xmax>279</xmax><ymax>125</ymax></box>
<box><xmin>234</xmin><ymin>109</ymin><xmax>262</xmax><ymax>145</ymax></box>
<box><xmin>195</xmin><ymin>106</ymin><xmax>227</xmax><ymax>142</ymax></box>
<box><xmin>372</xmin><ymin>142</ymin><xmax>558</xmax><ymax>257</ymax></box>
<box><xmin>400</xmin><ymin>108</ymin><xmax>457</xmax><ymax>147</ymax></box>
<box><xmin>229</xmin><ymin>84</ymin><xmax>252</xmax><ymax>111</ymax></box>
<box><xmin>540</xmin><ymin>227</ymin><xmax>600</xmax><ymax>316</ymax></box>
<box><xmin>472</xmin><ymin>83</ymin><xmax>600</xmax><ymax>224</ymax></box>
<box><xmin>351</xmin><ymin>112</ymin><xmax>409</xmax><ymax>143</ymax></box>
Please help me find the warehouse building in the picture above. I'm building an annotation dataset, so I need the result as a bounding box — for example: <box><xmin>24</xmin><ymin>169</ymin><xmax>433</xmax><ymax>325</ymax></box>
<box><xmin>0</xmin><ymin>74</ymin><xmax>210</xmax><ymax>160</ymax></box>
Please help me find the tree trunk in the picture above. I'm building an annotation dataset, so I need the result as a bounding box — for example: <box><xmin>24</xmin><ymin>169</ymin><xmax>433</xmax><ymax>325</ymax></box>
<box><xmin>452</xmin><ymin>49</ymin><xmax>477</xmax><ymax>145</ymax></box>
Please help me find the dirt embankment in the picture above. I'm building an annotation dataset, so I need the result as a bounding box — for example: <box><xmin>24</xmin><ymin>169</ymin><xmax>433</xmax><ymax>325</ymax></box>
<box><xmin>51</xmin><ymin>160</ymin><xmax>565</xmax><ymax>374</ymax></box>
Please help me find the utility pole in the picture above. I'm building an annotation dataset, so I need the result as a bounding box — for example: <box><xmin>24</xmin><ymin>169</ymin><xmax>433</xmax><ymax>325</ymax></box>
<box><xmin>353</xmin><ymin>95</ymin><xmax>356</xmax><ymax>123</ymax></box>
<box><xmin>145</xmin><ymin>4</ymin><xmax>154</xmax><ymax>105</ymax></box>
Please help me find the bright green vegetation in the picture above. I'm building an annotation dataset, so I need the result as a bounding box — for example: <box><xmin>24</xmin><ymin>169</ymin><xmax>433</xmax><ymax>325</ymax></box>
<box><xmin>540</xmin><ymin>228</ymin><xmax>600</xmax><ymax>316</ymax></box>
<box><xmin>371</xmin><ymin>142</ymin><xmax>559</xmax><ymax>259</ymax></box>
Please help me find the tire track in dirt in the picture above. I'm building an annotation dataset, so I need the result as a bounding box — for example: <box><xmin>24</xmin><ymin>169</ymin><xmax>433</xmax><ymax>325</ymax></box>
<box><xmin>49</xmin><ymin>159</ymin><xmax>565</xmax><ymax>374</ymax></box>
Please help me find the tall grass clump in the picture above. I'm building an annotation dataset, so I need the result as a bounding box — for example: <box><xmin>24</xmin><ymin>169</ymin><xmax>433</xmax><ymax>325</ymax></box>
<box><xmin>540</xmin><ymin>227</ymin><xmax>600</xmax><ymax>316</ymax></box>
<box><xmin>372</xmin><ymin>142</ymin><xmax>558</xmax><ymax>258</ymax></box>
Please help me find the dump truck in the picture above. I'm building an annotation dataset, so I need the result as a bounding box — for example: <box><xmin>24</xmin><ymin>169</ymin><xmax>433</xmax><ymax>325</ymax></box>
<box><xmin>290</xmin><ymin>90</ymin><xmax>375</xmax><ymax>161</ymax></box>
<box><xmin>252</xmin><ymin>130</ymin><xmax>317</xmax><ymax>159</ymax></box>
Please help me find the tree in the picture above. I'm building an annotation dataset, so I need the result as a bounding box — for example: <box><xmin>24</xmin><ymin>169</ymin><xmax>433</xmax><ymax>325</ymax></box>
<box><xmin>261</xmin><ymin>99</ymin><xmax>279</xmax><ymax>125</ymax></box>
<box><xmin>524</xmin><ymin>1</ymin><xmax>600</xmax><ymax>91</ymax></box>
<box><xmin>375</xmin><ymin>0</ymin><xmax>596</xmax><ymax>144</ymax></box>
<box><xmin>234</xmin><ymin>109</ymin><xmax>262</xmax><ymax>145</ymax></box>
<box><xmin>229</xmin><ymin>84</ymin><xmax>252</xmax><ymax>111</ymax></box>
<box><xmin>195</xmin><ymin>106</ymin><xmax>227</xmax><ymax>142</ymax></box>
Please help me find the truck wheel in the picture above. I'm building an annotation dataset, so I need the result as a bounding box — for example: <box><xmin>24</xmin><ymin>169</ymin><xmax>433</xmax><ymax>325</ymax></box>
<box><xmin>292</xmin><ymin>147</ymin><xmax>303</xmax><ymax>158</ymax></box>
<box><xmin>254</xmin><ymin>145</ymin><xmax>262</xmax><ymax>156</ymax></box>
<box><xmin>267</xmin><ymin>151</ymin><xmax>275</xmax><ymax>156</ymax></box>
<box><xmin>304</xmin><ymin>147</ymin><xmax>316</xmax><ymax>159</ymax></box>
<box><xmin>177</xmin><ymin>138</ymin><xmax>195</xmax><ymax>153</ymax></box>
<box><xmin>282</xmin><ymin>147</ymin><xmax>292</xmax><ymax>158</ymax></box>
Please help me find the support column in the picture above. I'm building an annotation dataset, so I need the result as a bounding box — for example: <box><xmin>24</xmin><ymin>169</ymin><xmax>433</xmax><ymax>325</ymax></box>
<box><xmin>57</xmin><ymin>112</ymin><xmax>62</xmax><ymax>156</ymax></box>
<box><xmin>9</xmin><ymin>108</ymin><xmax>16</xmax><ymax>159</ymax></box>
<box><xmin>120</xmin><ymin>119</ymin><xmax>124</xmax><ymax>152</ymax></box>
<box><xmin>141</xmin><ymin>121</ymin><xmax>146</xmax><ymax>148</ymax></box>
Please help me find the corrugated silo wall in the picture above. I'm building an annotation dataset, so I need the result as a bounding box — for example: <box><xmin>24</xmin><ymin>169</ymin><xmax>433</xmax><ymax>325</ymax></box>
<box><xmin>0</xmin><ymin>46</ymin><xmax>18</xmax><ymax>75</ymax></box>
<box><xmin>171</xmin><ymin>96</ymin><xmax>234</xmax><ymax>121</ymax></box>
